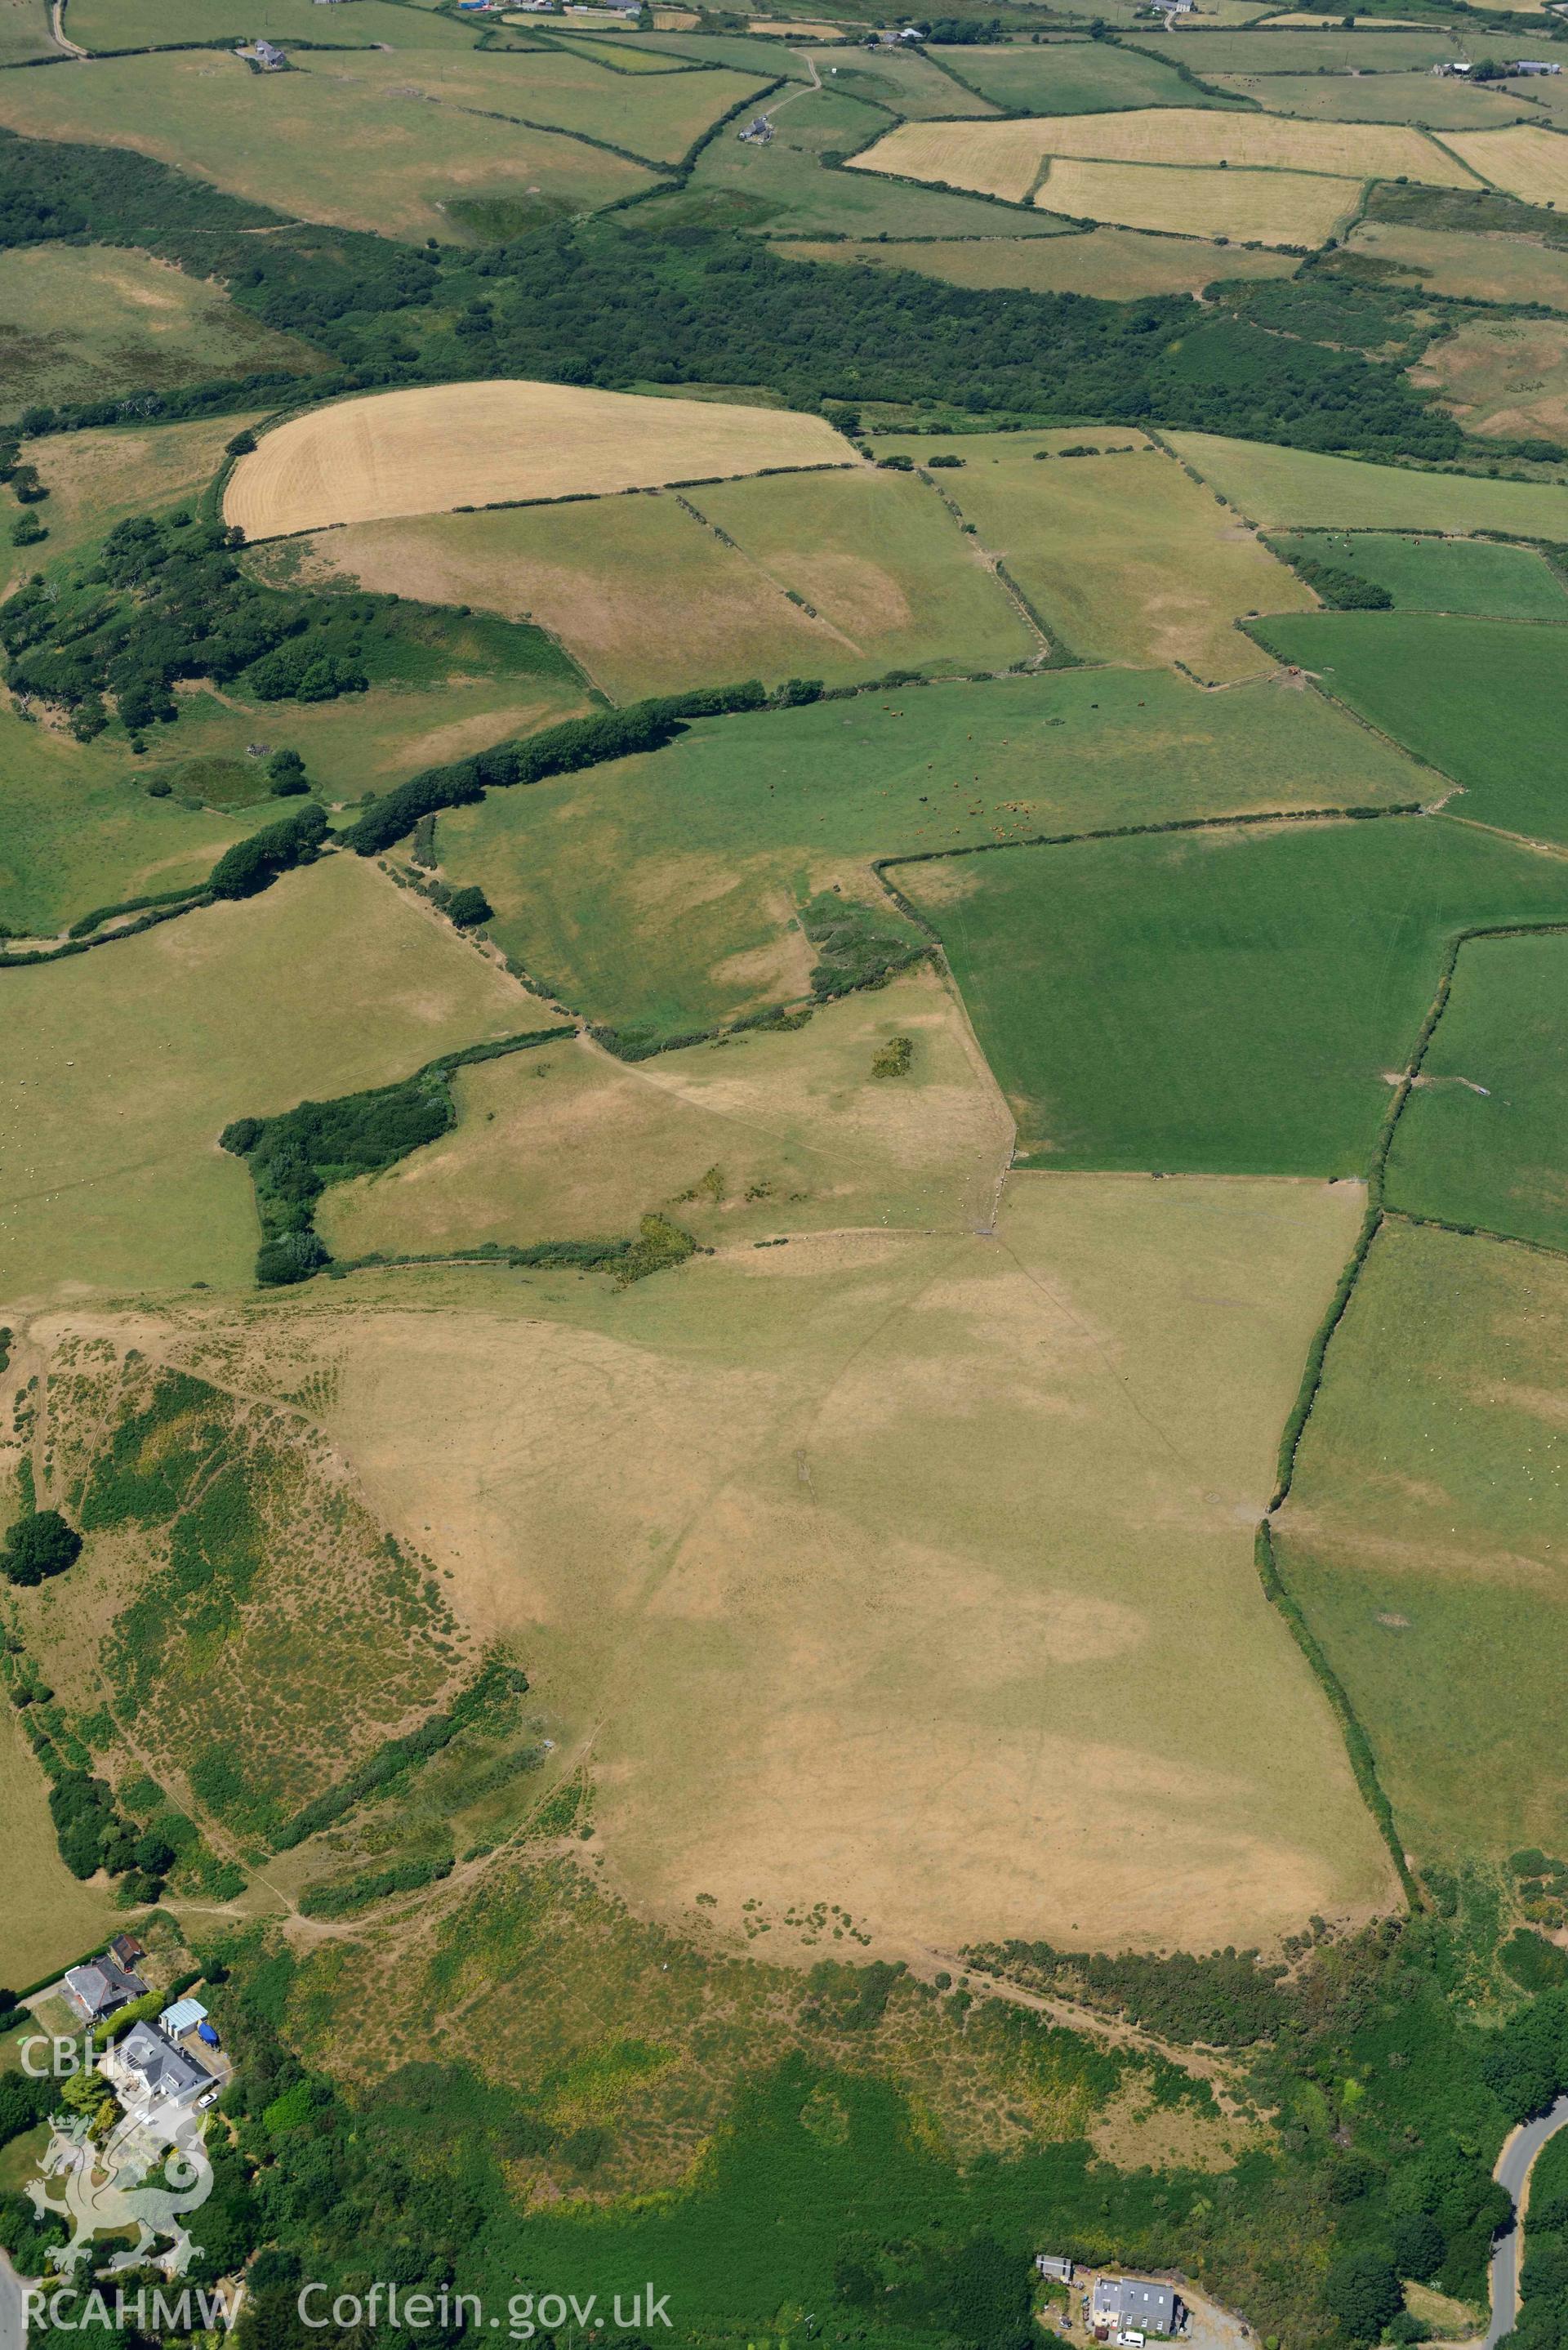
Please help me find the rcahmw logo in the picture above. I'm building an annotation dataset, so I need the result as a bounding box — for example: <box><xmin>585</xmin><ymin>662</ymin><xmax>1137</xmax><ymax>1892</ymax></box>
<box><xmin>24</xmin><ymin>2285</ymin><xmax>238</xmax><ymax>2334</ymax></box>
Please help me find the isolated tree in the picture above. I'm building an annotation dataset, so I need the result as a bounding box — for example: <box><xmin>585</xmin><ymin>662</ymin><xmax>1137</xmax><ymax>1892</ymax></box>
<box><xmin>445</xmin><ymin>885</ymin><xmax>492</xmax><ymax>930</ymax></box>
<box><xmin>266</xmin><ymin>747</ymin><xmax>310</xmax><ymax>798</ymax></box>
<box><xmin>2</xmin><ymin>1508</ymin><xmax>82</xmax><ymax>1586</ymax></box>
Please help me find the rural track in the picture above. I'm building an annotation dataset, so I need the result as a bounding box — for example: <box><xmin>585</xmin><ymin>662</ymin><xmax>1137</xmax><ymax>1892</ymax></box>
<box><xmin>760</xmin><ymin>41</ymin><xmax>821</xmax><ymax>122</ymax></box>
<box><xmin>48</xmin><ymin>0</ymin><xmax>86</xmax><ymax>54</ymax></box>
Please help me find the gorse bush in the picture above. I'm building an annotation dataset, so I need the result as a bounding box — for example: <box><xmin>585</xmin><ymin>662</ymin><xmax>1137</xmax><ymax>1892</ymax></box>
<box><xmin>968</xmin><ymin>1939</ymin><xmax>1290</xmax><ymax>2046</ymax></box>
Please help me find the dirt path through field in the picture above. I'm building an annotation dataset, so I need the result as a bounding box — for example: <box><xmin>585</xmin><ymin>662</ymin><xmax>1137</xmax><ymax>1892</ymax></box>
<box><xmin>49</xmin><ymin>2</ymin><xmax>86</xmax><ymax>56</ymax></box>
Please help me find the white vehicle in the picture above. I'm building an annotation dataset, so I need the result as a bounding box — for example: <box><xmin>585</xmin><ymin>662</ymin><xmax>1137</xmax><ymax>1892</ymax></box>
<box><xmin>1117</xmin><ymin>2332</ymin><xmax>1147</xmax><ymax>2345</ymax></box>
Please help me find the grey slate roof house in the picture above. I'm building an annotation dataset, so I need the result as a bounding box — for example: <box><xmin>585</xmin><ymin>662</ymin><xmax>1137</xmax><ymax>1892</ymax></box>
<box><xmin>62</xmin><ymin>1954</ymin><xmax>147</xmax><ymax>2024</ymax></box>
<box><xmin>1090</xmin><ymin>2280</ymin><xmax>1182</xmax><ymax>2337</ymax></box>
<box><xmin>115</xmin><ymin>2022</ymin><xmax>218</xmax><ymax>2108</ymax></box>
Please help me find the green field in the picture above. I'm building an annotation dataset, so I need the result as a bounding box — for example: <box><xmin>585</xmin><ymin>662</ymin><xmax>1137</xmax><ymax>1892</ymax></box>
<box><xmin>1272</xmin><ymin>531</ymin><xmax>1568</xmax><ymax>618</ymax></box>
<box><xmin>875</xmin><ymin>430</ymin><xmax>1312</xmax><ymax>683</ymax></box>
<box><xmin>0</xmin><ymin>0</ymin><xmax>53</xmax><ymax>62</ymax></box>
<box><xmin>434</xmin><ymin>669</ymin><xmax>1428</xmax><ymax>1044</ymax></box>
<box><xmin>288</xmin><ymin>468</ymin><xmax>1035</xmax><ymax>700</ymax></box>
<box><xmin>0</xmin><ymin>854</ymin><xmax>539</xmax><ymax>1300</ymax></box>
<box><xmin>0</xmin><ymin>708</ymin><xmax>253</xmax><ymax>939</ymax></box>
<box><xmin>1205</xmin><ymin>69</ymin><xmax>1534</xmax><ymax>128</ymax></box>
<box><xmin>1384</xmin><ymin>930</ymin><xmax>1568</xmax><ymax>1250</ymax></box>
<box><xmin>1250</xmin><ymin>612</ymin><xmax>1568</xmax><ymax>845</ymax></box>
<box><xmin>0</xmin><ymin>243</ymin><xmax>323</xmax><ymax>415</ymax></box>
<box><xmin>625</xmin><ymin>83</ymin><xmax>1076</xmax><ymax>240</ymax></box>
<box><xmin>808</xmin><ymin>42</ymin><xmax>996</xmax><ymax>116</ymax></box>
<box><xmin>899</xmin><ymin>812</ymin><xmax>1568</xmax><ymax>1174</ymax></box>
<box><xmin>775</xmin><ymin>226</ymin><xmax>1299</xmax><ymax>298</ymax></box>
<box><xmin>65</xmin><ymin>0</ymin><xmax>481</xmax><ymax>45</ymax></box>
<box><xmin>938</xmin><ymin>37</ymin><xmax>1242</xmax><ymax>114</ymax></box>
<box><xmin>1121</xmin><ymin>25</ymin><xmax>1463</xmax><ymax>71</ymax></box>
<box><xmin>303</xmin><ymin>46</ymin><xmax>773</xmax><ymax>169</ymax></box>
<box><xmin>0</xmin><ymin>49</ymin><xmax>660</xmax><ymax>244</ymax></box>
<box><xmin>1169</xmin><ymin>430</ymin><xmax>1568</xmax><ymax>537</ymax></box>
<box><xmin>1276</xmin><ymin>1216</ymin><xmax>1568</xmax><ymax>1868</ymax></box>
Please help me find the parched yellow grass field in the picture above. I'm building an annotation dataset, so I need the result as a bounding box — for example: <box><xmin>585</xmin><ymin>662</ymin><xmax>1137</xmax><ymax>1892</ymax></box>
<box><xmin>0</xmin><ymin>855</ymin><xmax>553</xmax><ymax>1301</ymax></box>
<box><xmin>775</xmin><ymin>228</ymin><xmax>1300</xmax><ymax>298</ymax></box>
<box><xmin>1411</xmin><ymin>314</ymin><xmax>1568</xmax><ymax>444</ymax></box>
<box><xmin>225</xmin><ymin>381</ymin><xmax>853</xmax><ymax>538</ymax></box>
<box><xmin>279</xmin><ymin>1174</ymin><xmax>1396</xmax><ymax>1953</ymax></box>
<box><xmin>1040</xmin><ymin>160</ymin><xmax>1358</xmax><ymax>247</ymax></box>
<box><xmin>287</xmin><ymin>494</ymin><xmax>849</xmax><ymax>702</ymax></box>
<box><xmin>1346</xmin><ymin>219</ymin><xmax>1568</xmax><ymax>314</ymax></box>
<box><xmin>851</xmin><ymin>107</ymin><xmax>1481</xmax><ymax>209</ymax></box>
<box><xmin>1436</xmin><ymin>125</ymin><xmax>1568</xmax><ymax>210</ymax></box>
<box><xmin>13</xmin><ymin>410</ymin><xmax>265</xmax><ymax>587</ymax></box>
<box><xmin>319</xmin><ymin>967</ymin><xmax>1012</xmax><ymax>1262</ymax></box>
<box><xmin>874</xmin><ymin>430</ymin><xmax>1313</xmax><ymax>680</ymax></box>
<box><xmin>689</xmin><ymin>466</ymin><xmax>1037</xmax><ymax>678</ymax></box>
<box><xmin>847</xmin><ymin>115</ymin><xmax>1054</xmax><ymax>204</ymax></box>
<box><xmin>274</xmin><ymin>466</ymin><xmax>1031</xmax><ymax>696</ymax></box>
<box><xmin>1035</xmin><ymin>104</ymin><xmax>1478</xmax><ymax>181</ymax></box>
<box><xmin>0</xmin><ymin>1699</ymin><xmax>120</xmax><ymax>1989</ymax></box>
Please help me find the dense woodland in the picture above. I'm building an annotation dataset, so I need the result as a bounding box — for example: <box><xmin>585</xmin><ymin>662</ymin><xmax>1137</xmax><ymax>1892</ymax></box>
<box><xmin>0</xmin><ymin>127</ymin><xmax>1468</xmax><ymax>461</ymax></box>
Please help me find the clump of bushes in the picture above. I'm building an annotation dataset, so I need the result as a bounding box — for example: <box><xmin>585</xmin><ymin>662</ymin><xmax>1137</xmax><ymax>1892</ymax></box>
<box><xmin>871</xmin><ymin>1034</ymin><xmax>913</xmax><ymax>1079</ymax></box>
<box><xmin>445</xmin><ymin>884</ymin><xmax>492</xmax><ymax>930</ymax></box>
<box><xmin>274</xmin><ymin>1657</ymin><xmax>528</xmax><ymax>1848</ymax></box>
<box><xmin>221</xmin><ymin>1030</ymin><xmax>558</xmax><ymax>1286</ymax></box>
<box><xmin>299</xmin><ymin>1853</ymin><xmax>453</xmax><ymax>1920</ymax></box>
<box><xmin>207</xmin><ymin>803</ymin><xmax>327</xmax><ymax>901</ymax></box>
<box><xmin>266</xmin><ymin>747</ymin><xmax>310</xmax><ymax>797</ymax></box>
<box><xmin>967</xmin><ymin>1938</ymin><xmax>1290</xmax><ymax>2046</ymax></box>
<box><xmin>800</xmin><ymin>891</ymin><xmax>928</xmax><ymax>1001</ymax></box>
<box><xmin>1287</xmin><ymin>555</ymin><xmax>1393</xmax><ymax>611</ymax></box>
<box><xmin>2</xmin><ymin>1507</ymin><xmax>82</xmax><ymax>1586</ymax></box>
